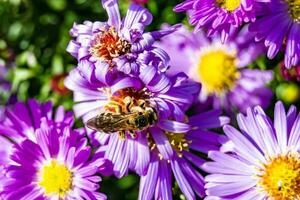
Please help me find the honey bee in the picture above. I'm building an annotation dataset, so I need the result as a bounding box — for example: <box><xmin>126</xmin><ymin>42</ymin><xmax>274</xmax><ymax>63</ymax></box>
<box><xmin>86</xmin><ymin>97</ymin><xmax>157</xmax><ymax>139</ymax></box>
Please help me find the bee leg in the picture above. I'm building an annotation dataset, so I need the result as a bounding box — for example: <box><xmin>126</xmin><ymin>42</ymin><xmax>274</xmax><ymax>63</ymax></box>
<box><xmin>118</xmin><ymin>131</ymin><xmax>126</xmax><ymax>140</ymax></box>
<box><xmin>123</xmin><ymin>96</ymin><xmax>133</xmax><ymax>113</ymax></box>
<box><xmin>129</xmin><ymin>130</ymin><xmax>137</xmax><ymax>139</ymax></box>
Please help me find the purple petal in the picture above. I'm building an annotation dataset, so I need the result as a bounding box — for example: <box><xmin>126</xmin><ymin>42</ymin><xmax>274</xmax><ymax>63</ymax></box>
<box><xmin>150</xmin><ymin>127</ymin><xmax>174</xmax><ymax>160</ymax></box>
<box><xmin>138</xmin><ymin>154</ymin><xmax>159</xmax><ymax>200</ymax></box>
<box><xmin>102</xmin><ymin>0</ymin><xmax>121</xmax><ymax>29</ymax></box>
<box><xmin>274</xmin><ymin>101</ymin><xmax>287</xmax><ymax>152</ymax></box>
<box><xmin>157</xmin><ymin>120</ymin><xmax>191</xmax><ymax>133</ymax></box>
<box><xmin>171</xmin><ymin>159</ymin><xmax>195</xmax><ymax>200</ymax></box>
<box><xmin>124</xmin><ymin>4</ymin><xmax>152</xmax><ymax>29</ymax></box>
<box><xmin>134</xmin><ymin>133</ymin><xmax>150</xmax><ymax>175</ymax></box>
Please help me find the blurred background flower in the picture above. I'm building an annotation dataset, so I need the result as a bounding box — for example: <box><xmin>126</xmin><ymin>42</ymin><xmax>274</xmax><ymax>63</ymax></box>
<box><xmin>156</xmin><ymin>25</ymin><xmax>274</xmax><ymax>114</ymax></box>
<box><xmin>280</xmin><ymin>62</ymin><xmax>300</xmax><ymax>82</ymax></box>
<box><xmin>51</xmin><ymin>73</ymin><xmax>70</xmax><ymax>95</ymax></box>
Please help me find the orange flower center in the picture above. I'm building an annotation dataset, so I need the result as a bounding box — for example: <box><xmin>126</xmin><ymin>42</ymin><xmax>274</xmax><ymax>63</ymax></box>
<box><xmin>89</xmin><ymin>27</ymin><xmax>131</xmax><ymax>61</ymax></box>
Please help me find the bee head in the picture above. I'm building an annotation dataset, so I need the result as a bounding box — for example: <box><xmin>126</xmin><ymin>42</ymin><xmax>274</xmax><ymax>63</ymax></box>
<box><xmin>146</xmin><ymin>108</ymin><xmax>157</xmax><ymax>125</ymax></box>
<box><xmin>135</xmin><ymin>115</ymin><xmax>149</xmax><ymax>129</ymax></box>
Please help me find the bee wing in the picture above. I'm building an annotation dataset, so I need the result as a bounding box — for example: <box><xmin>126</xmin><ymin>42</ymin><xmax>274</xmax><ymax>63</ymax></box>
<box><xmin>86</xmin><ymin>116</ymin><xmax>100</xmax><ymax>131</ymax></box>
<box><xmin>86</xmin><ymin>113</ymin><xmax>123</xmax><ymax>130</ymax></box>
<box><xmin>100</xmin><ymin>113</ymin><xmax>125</xmax><ymax>124</ymax></box>
<box><xmin>108</xmin><ymin>112</ymin><xmax>139</xmax><ymax>130</ymax></box>
<box><xmin>86</xmin><ymin>112</ymin><xmax>138</xmax><ymax>132</ymax></box>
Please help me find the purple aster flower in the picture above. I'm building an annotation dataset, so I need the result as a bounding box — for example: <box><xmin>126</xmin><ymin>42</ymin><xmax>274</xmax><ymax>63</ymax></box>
<box><xmin>156</xmin><ymin>25</ymin><xmax>273</xmax><ymax>113</ymax></box>
<box><xmin>67</xmin><ymin>0</ymin><xmax>179</xmax><ymax>75</ymax></box>
<box><xmin>1</xmin><ymin>120</ymin><xmax>107</xmax><ymax>200</ymax></box>
<box><xmin>0</xmin><ymin>100</ymin><xmax>110</xmax><ymax>199</ymax></box>
<box><xmin>174</xmin><ymin>0</ymin><xmax>259</xmax><ymax>41</ymax></box>
<box><xmin>65</xmin><ymin>59</ymin><xmax>200</xmax><ymax>177</ymax></box>
<box><xmin>203</xmin><ymin>101</ymin><xmax>300</xmax><ymax>199</ymax></box>
<box><xmin>250</xmin><ymin>0</ymin><xmax>300</xmax><ymax>68</ymax></box>
<box><xmin>138</xmin><ymin>109</ymin><xmax>229</xmax><ymax>200</ymax></box>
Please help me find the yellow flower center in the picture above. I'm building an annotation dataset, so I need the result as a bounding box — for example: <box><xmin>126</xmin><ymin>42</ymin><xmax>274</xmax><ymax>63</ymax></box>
<box><xmin>216</xmin><ymin>0</ymin><xmax>241</xmax><ymax>12</ymax></box>
<box><xmin>39</xmin><ymin>160</ymin><xmax>73</xmax><ymax>198</ymax></box>
<box><xmin>286</xmin><ymin>0</ymin><xmax>300</xmax><ymax>22</ymax></box>
<box><xmin>89</xmin><ymin>26</ymin><xmax>131</xmax><ymax>61</ymax></box>
<box><xmin>197</xmin><ymin>49</ymin><xmax>240</xmax><ymax>96</ymax></box>
<box><xmin>165</xmin><ymin>132</ymin><xmax>191</xmax><ymax>157</ymax></box>
<box><xmin>258</xmin><ymin>154</ymin><xmax>300</xmax><ymax>199</ymax></box>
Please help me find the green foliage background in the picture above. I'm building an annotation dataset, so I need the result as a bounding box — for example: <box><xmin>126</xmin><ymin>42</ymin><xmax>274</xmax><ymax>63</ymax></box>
<box><xmin>0</xmin><ymin>0</ymin><xmax>299</xmax><ymax>199</ymax></box>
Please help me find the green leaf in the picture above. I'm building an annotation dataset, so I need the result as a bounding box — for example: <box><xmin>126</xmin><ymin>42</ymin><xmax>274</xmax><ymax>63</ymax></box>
<box><xmin>11</xmin><ymin>68</ymin><xmax>35</xmax><ymax>92</ymax></box>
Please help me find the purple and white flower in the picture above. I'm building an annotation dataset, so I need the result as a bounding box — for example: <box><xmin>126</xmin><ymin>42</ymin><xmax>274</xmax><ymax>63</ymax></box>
<box><xmin>65</xmin><ymin>59</ymin><xmax>200</xmax><ymax>177</ymax></box>
<box><xmin>156</xmin><ymin>25</ymin><xmax>273</xmax><ymax>113</ymax></box>
<box><xmin>67</xmin><ymin>0</ymin><xmax>179</xmax><ymax>76</ymax></box>
<box><xmin>203</xmin><ymin>101</ymin><xmax>300</xmax><ymax>199</ymax></box>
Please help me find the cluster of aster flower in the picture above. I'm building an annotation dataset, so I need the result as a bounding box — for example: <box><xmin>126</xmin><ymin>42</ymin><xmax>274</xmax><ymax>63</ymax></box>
<box><xmin>0</xmin><ymin>0</ymin><xmax>300</xmax><ymax>200</ymax></box>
